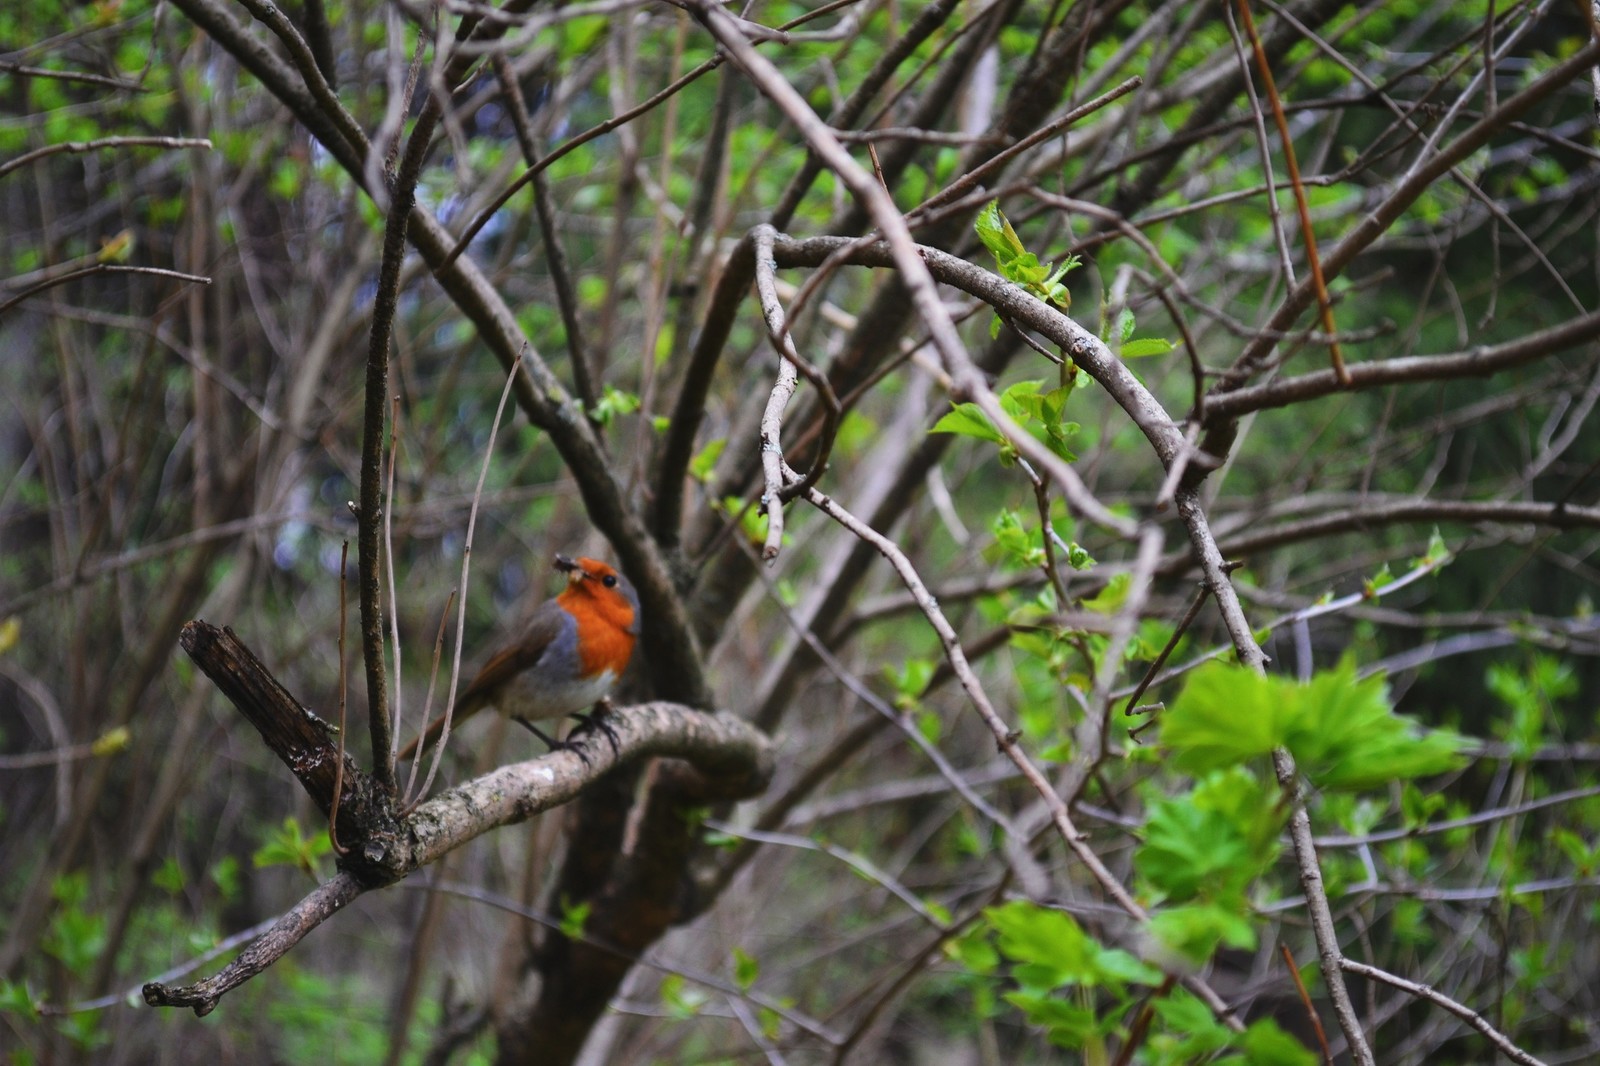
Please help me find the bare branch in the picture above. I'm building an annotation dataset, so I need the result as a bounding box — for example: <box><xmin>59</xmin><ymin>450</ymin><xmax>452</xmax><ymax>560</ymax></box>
<box><xmin>1341</xmin><ymin>959</ymin><xmax>1549</xmax><ymax>1066</ymax></box>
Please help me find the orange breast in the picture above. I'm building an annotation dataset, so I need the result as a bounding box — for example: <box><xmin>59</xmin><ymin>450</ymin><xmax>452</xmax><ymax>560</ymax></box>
<box><xmin>559</xmin><ymin>586</ymin><xmax>637</xmax><ymax>679</ymax></box>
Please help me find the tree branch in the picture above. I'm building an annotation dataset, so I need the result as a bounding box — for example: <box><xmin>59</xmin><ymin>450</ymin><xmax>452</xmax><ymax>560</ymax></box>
<box><xmin>1204</xmin><ymin>309</ymin><xmax>1600</xmax><ymax>420</ymax></box>
<box><xmin>150</xmin><ymin>624</ymin><xmax>772</xmax><ymax>1016</ymax></box>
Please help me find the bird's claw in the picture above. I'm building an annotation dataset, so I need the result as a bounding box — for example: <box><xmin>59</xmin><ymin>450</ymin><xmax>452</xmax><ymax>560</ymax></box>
<box><xmin>513</xmin><ymin>717</ymin><xmax>594</xmax><ymax>767</ymax></box>
<box><xmin>569</xmin><ymin>701</ymin><xmax>621</xmax><ymax>760</ymax></box>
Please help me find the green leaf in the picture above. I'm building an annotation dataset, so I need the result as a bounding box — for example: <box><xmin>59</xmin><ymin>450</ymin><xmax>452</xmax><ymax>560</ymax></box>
<box><xmin>0</xmin><ymin>978</ymin><xmax>38</xmax><ymax>1020</ymax></box>
<box><xmin>659</xmin><ymin>973</ymin><xmax>706</xmax><ymax>1019</ymax></box>
<box><xmin>1553</xmin><ymin>829</ymin><xmax>1597</xmax><ymax>875</ymax></box>
<box><xmin>43</xmin><ymin>899</ymin><xmax>107</xmax><ymax>976</ymax></box>
<box><xmin>975</xmin><ymin>200</ymin><xmax>1025</xmax><ymax>268</ymax></box>
<box><xmin>1284</xmin><ymin>661</ymin><xmax>1469</xmax><ymax>789</ymax></box>
<box><xmin>986</xmin><ymin>900</ymin><xmax>1161</xmax><ymax>993</ymax></box>
<box><xmin>1148</xmin><ymin>990</ymin><xmax>1235</xmax><ymax>1063</ymax></box>
<box><xmin>930</xmin><ymin>403</ymin><xmax>1005</xmax><ymax>445</ymax></box>
<box><xmin>210</xmin><ymin>856</ymin><xmax>240</xmax><ymax>901</ymax></box>
<box><xmin>1080</xmin><ymin>573</ymin><xmax>1130</xmax><ymax>614</ymax></box>
<box><xmin>1147</xmin><ymin>902</ymin><xmax>1257</xmax><ymax>965</ymax></box>
<box><xmin>1116</xmin><ymin>307</ymin><xmax>1136</xmax><ymax>343</ymax></box>
<box><xmin>1120</xmin><ymin>337</ymin><xmax>1175</xmax><ymax>358</ymax></box>
<box><xmin>945</xmin><ymin>924</ymin><xmax>1000</xmax><ymax>975</ymax></box>
<box><xmin>1163</xmin><ymin>660</ymin><xmax>1467</xmax><ymax>789</ymax></box>
<box><xmin>974</xmin><ymin>201</ymin><xmax>1077</xmax><ymax>306</ymax></box>
<box><xmin>1002</xmin><ymin>990</ymin><xmax>1098</xmax><ymax>1047</ymax></box>
<box><xmin>688</xmin><ymin>438</ymin><xmax>725</xmax><ymax>482</ymax></box>
<box><xmin>559</xmin><ymin>898</ymin><xmax>592</xmax><ymax>939</ymax></box>
<box><xmin>589</xmin><ymin>384</ymin><xmax>641</xmax><ymax>425</ymax></box>
<box><xmin>1135</xmin><ymin>768</ymin><xmax>1283</xmax><ymax>902</ymax></box>
<box><xmin>252</xmin><ymin>816</ymin><xmax>332</xmax><ymax>880</ymax></box>
<box><xmin>1413</xmin><ymin>527</ymin><xmax>1452</xmax><ymax>568</ymax></box>
<box><xmin>1239</xmin><ymin>1018</ymin><xmax>1318</xmax><ymax>1066</ymax></box>
<box><xmin>1002</xmin><ymin>380</ymin><xmax>1080</xmax><ymax>460</ymax></box>
<box><xmin>1161</xmin><ymin>662</ymin><xmax>1291</xmax><ymax>773</ymax></box>
<box><xmin>152</xmin><ymin>857</ymin><xmax>185</xmax><ymax>895</ymax></box>
<box><xmin>990</xmin><ymin>508</ymin><xmax>1045</xmax><ymax>569</ymax></box>
<box><xmin>733</xmin><ymin>947</ymin><xmax>759</xmax><ymax>991</ymax></box>
<box><xmin>885</xmin><ymin>658</ymin><xmax>934</xmax><ymax>705</ymax></box>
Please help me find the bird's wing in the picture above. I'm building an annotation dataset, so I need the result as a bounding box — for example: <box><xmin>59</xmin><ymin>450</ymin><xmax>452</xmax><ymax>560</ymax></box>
<box><xmin>396</xmin><ymin>601</ymin><xmax>567</xmax><ymax>762</ymax></box>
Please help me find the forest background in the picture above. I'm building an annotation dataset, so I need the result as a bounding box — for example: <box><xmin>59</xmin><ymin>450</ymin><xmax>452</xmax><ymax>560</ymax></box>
<box><xmin>4</xmin><ymin>0</ymin><xmax>1600</xmax><ymax>1063</ymax></box>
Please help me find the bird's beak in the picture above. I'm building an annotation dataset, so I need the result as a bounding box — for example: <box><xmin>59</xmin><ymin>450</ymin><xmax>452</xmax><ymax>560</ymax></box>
<box><xmin>553</xmin><ymin>554</ymin><xmax>584</xmax><ymax>584</ymax></box>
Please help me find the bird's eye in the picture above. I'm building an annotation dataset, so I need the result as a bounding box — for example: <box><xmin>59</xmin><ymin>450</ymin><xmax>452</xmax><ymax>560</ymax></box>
<box><xmin>602</xmin><ymin>574</ymin><xmax>617</xmax><ymax>587</ymax></box>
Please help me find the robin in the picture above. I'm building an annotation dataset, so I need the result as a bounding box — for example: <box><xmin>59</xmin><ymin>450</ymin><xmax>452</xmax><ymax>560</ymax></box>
<box><xmin>398</xmin><ymin>555</ymin><xmax>640</xmax><ymax>762</ymax></box>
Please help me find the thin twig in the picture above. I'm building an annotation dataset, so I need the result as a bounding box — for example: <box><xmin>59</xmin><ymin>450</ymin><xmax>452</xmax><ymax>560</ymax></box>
<box><xmin>0</xmin><ymin>136</ymin><xmax>210</xmax><ymax>179</ymax></box>
<box><xmin>330</xmin><ymin>542</ymin><xmax>350</xmax><ymax>855</ymax></box>
<box><xmin>0</xmin><ymin>59</ymin><xmax>147</xmax><ymax>92</ymax></box>
<box><xmin>1281</xmin><ymin>944</ymin><xmax>1334</xmax><ymax>1065</ymax></box>
<box><xmin>407</xmin><ymin>349</ymin><xmax>524</xmax><ymax>808</ymax></box>
<box><xmin>694</xmin><ymin>0</ymin><xmax>1138</xmax><ymax>538</ymax></box>
<box><xmin>1341</xmin><ymin>959</ymin><xmax>1549</xmax><ymax>1066</ymax></box>
<box><xmin>442</xmin><ymin>57</ymin><xmax>722</xmax><ymax>268</ymax></box>
<box><xmin>1234</xmin><ymin>0</ymin><xmax>1348</xmax><ymax>384</ymax></box>
<box><xmin>1123</xmin><ymin>584</ymin><xmax>1209</xmax><ymax>718</ymax></box>
<box><xmin>0</xmin><ymin>265</ymin><xmax>210</xmax><ymax>319</ymax></box>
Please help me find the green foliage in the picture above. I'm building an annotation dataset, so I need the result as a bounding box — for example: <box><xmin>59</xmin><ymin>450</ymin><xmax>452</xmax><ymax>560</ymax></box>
<box><xmin>260</xmin><ymin>964</ymin><xmax>391</xmax><ymax>1064</ymax></box>
<box><xmin>0</xmin><ymin>978</ymin><xmax>38</xmax><ymax>1021</ymax></box>
<box><xmin>152</xmin><ymin>856</ymin><xmax>186</xmax><ymax>894</ymax></box>
<box><xmin>1487</xmin><ymin>655</ymin><xmax>1577</xmax><ymax>760</ymax></box>
<box><xmin>559</xmin><ymin>897</ymin><xmax>592</xmax><ymax>939</ymax></box>
<box><xmin>930</xmin><ymin>379</ymin><xmax>1078</xmax><ymax>465</ymax></box>
<box><xmin>953</xmin><ymin>902</ymin><xmax>1313</xmax><ymax>1061</ymax></box>
<box><xmin>252</xmin><ymin>817</ymin><xmax>333</xmax><ymax>881</ymax></box>
<box><xmin>589</xmin><ymin>385</ymin><xmax>641</xmax><ymax>425</ymax></box>
<box><xmin>732</xmin><ymin>946</ymin><xmax>759</xmax><ymax>991</ymax></box>
<box><xmin>1135</xmin><ymin>769</ymin><xmax>1284</xmax><ymax>963</ymax></box>
<box><xmin>42</xmin><ymin>873</ymin><xmax>107</xmax><ymax>977</ymax></box>
<box><xmin>210</xmin><ymin>856</ymin><xmax>241</xmax><ymax>901</ymax></box>
<box><xmin>689</xmin><ymin>438</ymin><xmax>726</xmax><ymax>482</ymax></box>
<box><xmin>987</xmin><ymin>901</ymin><xmax>1162</xmax><ymax>992</ymax></box>
<box><xmin>975</xmin><ymin>201</ymin><xmax>1079</xmax><ymax>309</ymax></box>
<box><xmin>659</xmin><ymin>973</ymin><xmax>708</xmax><ymax>1020</ymax></box>
<box><xmin>1161</xmin><ymin>660</ymin><xmax>1469</xmax><ymax>790</ymax></box>
<box><xmin>1106</xmin><ymin>308</ymin><xmax>1175</xmax><ymax>358</ymax></box>
<box><xmin>1136</xmin><ymin>768</ymin><xmax>1283</xmax><ymax>903</ymax></box>
<box><xmin>885</xmin><ymin>658</ymin><xmax>934</xmax><ymax>710</ymax></box>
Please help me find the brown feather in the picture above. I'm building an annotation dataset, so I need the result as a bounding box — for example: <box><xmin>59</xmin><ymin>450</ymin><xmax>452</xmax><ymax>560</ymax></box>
<box><xmin>396</xmin><ymin>600</ymin><xmax>567</xmax><ymax>762</ymax></box>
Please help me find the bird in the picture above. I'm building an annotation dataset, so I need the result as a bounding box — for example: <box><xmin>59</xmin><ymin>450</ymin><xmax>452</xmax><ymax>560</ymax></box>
<box><xmin>397</xmin><ymin>554</ymin><xmax>640</xmax><ymax>762</ymax></box>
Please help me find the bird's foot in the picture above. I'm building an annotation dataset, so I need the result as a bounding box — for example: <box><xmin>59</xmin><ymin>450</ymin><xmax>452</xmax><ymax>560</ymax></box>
<box><xmin>568</xmin><ymin>700</ymin><xmax>621</xmax><ymax>759</ymax></box>
<box><xmin>513</xmin><ymin>717</ymin><xmax>593</xmax><ymax>766</ymax></box>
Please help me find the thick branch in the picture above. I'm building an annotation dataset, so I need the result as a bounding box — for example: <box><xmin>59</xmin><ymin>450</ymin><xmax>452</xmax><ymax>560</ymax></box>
<box><xmin>403</xmin><ymin>704</ymin><xmax>772</xmax><ymax>870</ymax></box>
<box><xmin>141</xmin><ymin>704</ymin><xmax>768</xmax><ymax>1017</ymax></box>
<box><xmin>152</xmin><ymin>621</ymin><xmax>772</xmax><ymax>1018</ymax></box>
<box><xmin>178</xmin><ymin>621</ymin><xmax>395</xmax><ymax>854</ymax></box>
